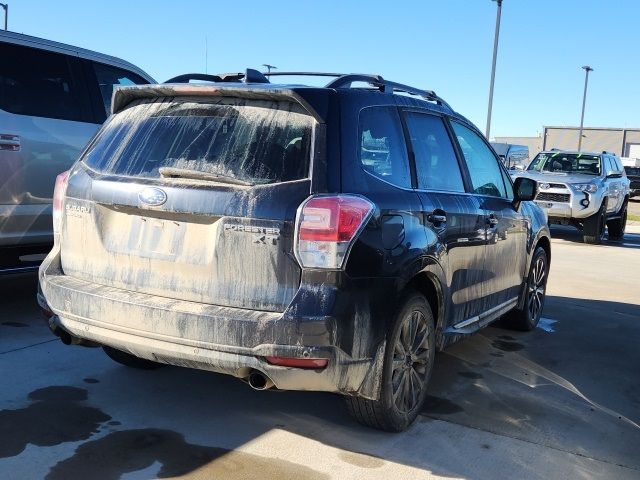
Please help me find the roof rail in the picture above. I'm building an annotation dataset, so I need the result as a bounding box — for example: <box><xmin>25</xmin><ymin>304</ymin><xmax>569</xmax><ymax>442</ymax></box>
<box><xmin>262</xmin><ymin>71</ymin><xmax>345</xmax><ymax>78</ymax></box>
<box><xmin>263</xmin><ymin>72</ymin><xmax>451</xmax><ymax>109</ymax></box>
<box><xmin>165</xmin><ymin>68</ymin><xmax>269</xmax><ymax>84</ymax></box>
<box><xmin>327</xmin><ymin>74</ymin><xmax>452</xmax><ymax>110</ymax></box>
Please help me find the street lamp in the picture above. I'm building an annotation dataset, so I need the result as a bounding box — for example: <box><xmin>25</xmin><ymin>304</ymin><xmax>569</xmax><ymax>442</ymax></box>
<box><xmin>485</xmin><ymin>0</ymin><xmax>503</xmax><ymax>139</ymax></box>
<box><xmin>0</xmin><ymin>3</ymin><xmax>8</xmax><ymax>31</ymax></box>
<box><xmin>577</xmin><ymin>65</ymin><xmax>593</xmax><ymax>152</ymax></box>
<box><xmin>263</xmin><ymin>64</ymin><xmax>277</xmax><ymax>74</ymax></box>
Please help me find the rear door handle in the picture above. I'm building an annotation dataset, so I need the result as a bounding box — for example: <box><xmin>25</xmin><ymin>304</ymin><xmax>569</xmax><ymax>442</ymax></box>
<box><xmin>487</xmin><ymin>214</ymin><xmax>499</xmax><ymax>227</ymax></box>
<box><xmin>0</xmin><ymin>134</ymin><xmax>20</xmax><ymax>151</ymax></box>
<box><xmin>427</xmin><ymin>210</ymin><xmax>447</xmax><ymax>225</ymax></box>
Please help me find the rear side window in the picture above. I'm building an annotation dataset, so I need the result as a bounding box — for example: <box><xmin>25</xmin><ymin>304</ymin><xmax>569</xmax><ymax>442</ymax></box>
<box><xmin>404</xmin><ymin>112</ymin><xmax>464</xmax><ymax>192</ymax></box>
<box><xmin>358</xmin><ymin>107</ymin><xmax>411</xmax><ymax>189</ymax></box>
<box><xmin>92</xmin><ymin>62</ymin><xmax>148</xmax><ymax>116</ymax></box>
<box><xmin>82</xmin><ymin>97</ymin><xmax>314</xmax><ymax>184</ymax></box>
<box><xmin>0</xmin><ymin>43</ymin><xmax>84</xmax><ymax>121</ymax></box>
<box><xmin>612</xmin><ymin>157</ymin><xmax>623</xmax><ymax>172</ymax></box>
<box><xmin>451</xmin><ymin>121</ymin><xmax>507</xmax><ymax>198</ymax></box>
<box><xmin>604</xmin><ymin>157</ymin><xmax>613</xmax><ymax>173</ymax></box>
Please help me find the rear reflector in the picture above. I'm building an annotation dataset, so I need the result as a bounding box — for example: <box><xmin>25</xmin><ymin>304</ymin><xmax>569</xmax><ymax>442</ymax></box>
<box><xmin>265</xmin><ymin>356</ymin><xmax>329</xmax><ymax>369</ymax></box>
<box><xmin>295</xmin><ymin>195</ymin><xmax>374</xmax><ymax>269</ymax></box>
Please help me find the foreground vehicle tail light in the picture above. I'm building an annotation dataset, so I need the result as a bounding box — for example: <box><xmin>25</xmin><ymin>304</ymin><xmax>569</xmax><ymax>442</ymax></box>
<box><xmin>265</xmin><ymin>356</ymin><xmax>329</xmax><ymax>369</ymax></box>
<box><xmin>52</xmin><ymin>171</ymin><xmax>70</xmax><ymax>236</ymax></box>
<box><xmin>295</xmin><ymin>195</ymin><xmax>374</xmax><ymax>269</ymax></box>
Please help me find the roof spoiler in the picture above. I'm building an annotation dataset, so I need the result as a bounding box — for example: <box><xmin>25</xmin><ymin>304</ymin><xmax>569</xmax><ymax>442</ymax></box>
<box><xmin>110</xmin><ymin>84</ymin><xmax>325</xmax><ymax>123</ymax></box>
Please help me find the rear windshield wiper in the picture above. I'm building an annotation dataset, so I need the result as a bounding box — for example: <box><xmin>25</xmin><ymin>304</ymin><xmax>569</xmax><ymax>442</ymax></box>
<box><xmin>159</xmin><ymin>167</ymin><xmax>254</xmax><ymax>186</ymax></box>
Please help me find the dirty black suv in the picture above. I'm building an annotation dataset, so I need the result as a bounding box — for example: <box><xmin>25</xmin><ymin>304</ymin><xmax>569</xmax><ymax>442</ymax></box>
<box><xmin>38</xmin><ymin>70</ymin><xmax>550</xmax><ymax>431</ymax></box>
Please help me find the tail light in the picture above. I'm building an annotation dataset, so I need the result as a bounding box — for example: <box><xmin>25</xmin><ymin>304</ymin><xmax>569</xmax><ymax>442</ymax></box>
<box><xmin>295</xmin><ymin>195</ymin><xmax>374</xmax><ymax>269</ymax></box>
<box><xmin>52</xmin><ymin>171</ymin><xmax>70</xmax><ymax>236</ymax></box>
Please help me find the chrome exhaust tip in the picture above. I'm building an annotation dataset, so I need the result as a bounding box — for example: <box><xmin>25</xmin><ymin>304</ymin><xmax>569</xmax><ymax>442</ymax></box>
<box><xmin>247</xmin><ymin>370</ymin><xmax>275</xmax><ymax>391</ymax></box>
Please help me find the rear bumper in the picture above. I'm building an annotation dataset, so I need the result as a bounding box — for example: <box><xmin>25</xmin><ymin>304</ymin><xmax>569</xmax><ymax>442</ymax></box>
<box><xmin>38</xmin><ymin>250</ymin><xmax>385</xmax><ymax>399</ymax></box>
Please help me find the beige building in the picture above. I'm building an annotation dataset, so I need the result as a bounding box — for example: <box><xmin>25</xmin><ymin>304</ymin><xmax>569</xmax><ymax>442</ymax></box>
<box><xmin>497</xmin><ymin>127</ymin><xmax>640</xmax><ymax>159</ymax></box>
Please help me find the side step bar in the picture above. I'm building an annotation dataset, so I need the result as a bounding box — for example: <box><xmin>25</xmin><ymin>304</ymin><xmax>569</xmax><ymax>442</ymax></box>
<box><xmin>446</xmin><ymin>297</ymin><xmax>519</xmax><ymax>334</ymax></box>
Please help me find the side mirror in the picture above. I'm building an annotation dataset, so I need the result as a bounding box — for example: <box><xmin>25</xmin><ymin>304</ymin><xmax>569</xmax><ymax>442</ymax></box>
<box><xmin>513</xmin><ymin>177</ymin><xmax>537</xmax><ymax>207</ymax></box>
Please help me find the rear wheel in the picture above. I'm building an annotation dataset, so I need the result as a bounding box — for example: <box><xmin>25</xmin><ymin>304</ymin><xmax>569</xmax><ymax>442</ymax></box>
<box><xmin>583</xmin><ymin>200</ymin><xmax>607</xmax><ymax>244</ymax></box>
<box><xmin>505</xmin><ymin>246</ymin><xmax>548</xmax><ymax>331</ymax></box>
<box><xmin>345</xmin><ymin>292</ymin><xmax>435</xmax><ymax>432</ymax></box>
<box><xmin>103</xmin><ymin>346</ymin><xmax>163</xmax><ymax>370</ymax></box>
<box><xmin>607</xmin><ymin>201</ymin><xmax>627</xmax><ymax>241</ymax></box>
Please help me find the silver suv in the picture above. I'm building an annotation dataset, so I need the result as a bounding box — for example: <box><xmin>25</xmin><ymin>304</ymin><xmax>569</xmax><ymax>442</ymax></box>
<box><xmin>0</xmin><ymin>30</ymin><xmax>154</xmax><ymax>273</ymax></box>
<box><xmin>513</xmin><ymin>150</ymin><xmax>630</xmax><ymax>244</ymax></box>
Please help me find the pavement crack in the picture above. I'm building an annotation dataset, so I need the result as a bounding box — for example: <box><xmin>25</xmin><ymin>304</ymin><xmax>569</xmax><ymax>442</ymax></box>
<box><xmin>0</xmin><ymin>339</ymin><xmax>58</xmax><ymax>355</ymax></box>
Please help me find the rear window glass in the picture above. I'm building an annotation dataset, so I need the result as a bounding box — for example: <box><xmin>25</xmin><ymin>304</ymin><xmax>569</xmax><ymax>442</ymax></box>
<box><xmin>82</xmin><ymin>97</ymin><xmax>314</xmax><ymax>184</ymax></box>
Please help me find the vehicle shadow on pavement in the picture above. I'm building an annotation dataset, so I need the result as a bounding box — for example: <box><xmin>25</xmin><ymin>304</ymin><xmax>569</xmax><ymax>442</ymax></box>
<box><xmin>1</xmin><ymin>274</ymin><xmax>639</xmax><ymax>479</ymax></box>
<box><xmin>549</xmin><ymin>225</ymin><xmax>640</xmax><ymax>248</ymax></box>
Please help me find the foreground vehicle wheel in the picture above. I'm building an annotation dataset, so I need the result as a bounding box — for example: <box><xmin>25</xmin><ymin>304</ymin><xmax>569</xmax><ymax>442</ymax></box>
<box><xmin>607</xmin><ymin>202</ymin><xmax>627</xmax><ymax>240</ymax></box>
<box><xmin>505</xmin><ymin>246</ymin><xmax>548</xmax><ymax>331</ymax></box>
<box><xmin>345</xmin><ymin>292</ymin><xmax>435</xmax><ymax>432</ymax></box>
<box><xmin>583</xmin><ymin>201</ymin><xmax>607</xmax><ymax>244</ymax></box>
<box><xmin>103</xmin><ymin>346</ymin><xmax>163</xmax><ymax>370</ymax></box>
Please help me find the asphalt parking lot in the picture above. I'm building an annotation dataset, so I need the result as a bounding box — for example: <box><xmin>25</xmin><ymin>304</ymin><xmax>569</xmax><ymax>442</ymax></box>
<box><xmin>1</xmin><ymin>227</ymin><xmax>639</xmax><ymax>480</ymax></box>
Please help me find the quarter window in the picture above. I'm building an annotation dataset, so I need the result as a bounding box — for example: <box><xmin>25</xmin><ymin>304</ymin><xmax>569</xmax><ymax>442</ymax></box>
<box><xmin>404</xmin><ymin>112</ymin><xmax>465</xmax><ymax>192</ymax></box>
<box><xmin>358</xmin><ymin>107</ymin><xmax>412</xmax><ymax>189</ymax></box>
<box><xmin>451</xmin><ymin>121</ymin><xmax>507</xmax><ymax>198</ymax></box>
<box><xmin>92</xmin><ymin>62</ymin><xmax>148</xmax><ymax>117</ymax></box>
<box><xmin>0</xmin><ymin>43</ymin><xmax>84</xmax><ymax>121</ymax></box>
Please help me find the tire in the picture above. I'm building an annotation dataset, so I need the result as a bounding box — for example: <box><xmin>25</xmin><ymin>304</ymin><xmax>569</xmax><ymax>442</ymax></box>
<box><xmin>345</xmin><ymin>292</ymin><xmax>435</xmax><ymax>432</ymax></box>
<box><xmin>505</xmin><ymin>246</ymin><xmax>548</xmax><ymax>331</ymax></box>
<box><xmin>103</xmin><ymin>346</ymin><xmax>163</xmax><ymax>370</ymax></box>
<box><xmin>607</xmin><ymin>201</ymin><xmax>627</xmax><ymax>241</ymax></box>
<box><xmin>583</xmin><ymin>200</ymin><xmax>607</xmax><ymax>245</ymax></box>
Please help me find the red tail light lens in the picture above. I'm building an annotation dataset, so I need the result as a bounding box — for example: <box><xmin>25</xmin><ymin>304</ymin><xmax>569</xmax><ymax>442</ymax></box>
<box><xmin>295</xmin><ymin>195</ymin><xmax>374</xmax><ymax>269</ymax></box>
<box><xmin>52</xmin><ymin>171</ymin><xmax>70</xmax><ymax>235</ymax></box>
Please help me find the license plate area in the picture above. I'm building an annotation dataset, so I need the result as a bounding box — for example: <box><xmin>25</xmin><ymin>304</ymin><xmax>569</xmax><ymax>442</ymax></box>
<box><xmin>129</xmin><ymin>216</ymin><xmax>185</xmax><ymax>259</ymax></box>
<box><xmin>535</xmin><ymin>201</ymin><xmax>554</xmax><ymax>209</ymax></box>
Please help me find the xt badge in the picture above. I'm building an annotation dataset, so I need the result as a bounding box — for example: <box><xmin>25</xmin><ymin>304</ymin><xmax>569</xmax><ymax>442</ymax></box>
<box><xmin>223</xmin><ymin>223</ymin><xmax>280</xmax><ymax>246</ymax></box>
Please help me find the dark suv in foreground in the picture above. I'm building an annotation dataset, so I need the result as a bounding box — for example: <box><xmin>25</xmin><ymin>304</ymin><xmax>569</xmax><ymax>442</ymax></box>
<box><xmin>38</xmin><ymin>70</ymin><xmax>550</xmax><ymax>431</ymax></box>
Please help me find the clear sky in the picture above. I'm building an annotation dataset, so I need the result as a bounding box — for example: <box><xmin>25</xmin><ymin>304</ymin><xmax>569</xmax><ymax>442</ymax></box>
<box><xmin>7</xmin><ymin>0</ymin><xmax>640</xmax><ymax>138</ymax></box>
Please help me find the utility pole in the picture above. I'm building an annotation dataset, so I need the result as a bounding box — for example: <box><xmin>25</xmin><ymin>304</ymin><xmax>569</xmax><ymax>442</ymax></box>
<box><xmin>577</xmin><ymin>65</ymin><xmax>593</xmax><ymax>152</ymax></box>
<box><xmin>485</xmin><ymin>0</ymin><xmax>503</xmax><ymax>139</ymax></box>
<box><xmin>0</xmin><ymin>3</ymin><xmax>8</xmax><ymax>31</ymax></box>
<box><xmin>263</xmin><ymin>64</ymin><xmax>277</xmax><ymax>74</ymax></box>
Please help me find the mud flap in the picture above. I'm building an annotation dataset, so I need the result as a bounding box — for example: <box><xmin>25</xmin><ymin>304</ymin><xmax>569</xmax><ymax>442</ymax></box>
<box><xmin>355</xmin><ymin>339</ymin><xmax>386</xmax><ymax>400</ymax></box>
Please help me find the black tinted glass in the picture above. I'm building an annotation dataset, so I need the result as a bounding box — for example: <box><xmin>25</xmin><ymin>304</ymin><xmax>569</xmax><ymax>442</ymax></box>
<box><xmin>404</xmin><ymin>112</ymin><xmax>464</xmax><ymax>192</ymax></box>
<box><xmin>0</xmin><ymin>43</ymin><xmax>83</xmax><ymax>121</ymax></box>
<box><xmin>358</xmin><ymin>107</ymin><xmax>412</xmax><ymax>189</ymax></box>
<box><xmin>93</xmin><ymin>62</ymin><xmax>148</xmax><ymax>116</ymax></box>
<box><xmin>82</xmin><ymin>97</ymin><xmax>313</xmax><ymax>184</ymax></box>
<box><xmin>451</xmin><ymin>121</ymin><xmax>507</xmax><ymax>198</ymax></box>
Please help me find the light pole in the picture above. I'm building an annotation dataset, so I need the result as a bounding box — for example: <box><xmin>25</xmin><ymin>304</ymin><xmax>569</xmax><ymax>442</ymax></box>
<box><xmin>263</xmin><ymin>64</ymin><xmax>277</xmax><ymax>74</ymax></box>
<box><xmin>485</xmin><ymin>0</ymin><xmax>503</xmax><ymax>139</ymax></box>
<box><xmin>577</xmin><ymin>65</ymin><xmax>593</xmax><ymax>151</ymax></box>
<box><xmin>0</xmin><ymin>3</ymin><xmax>8</xmax><ymax>31</ymax></box>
